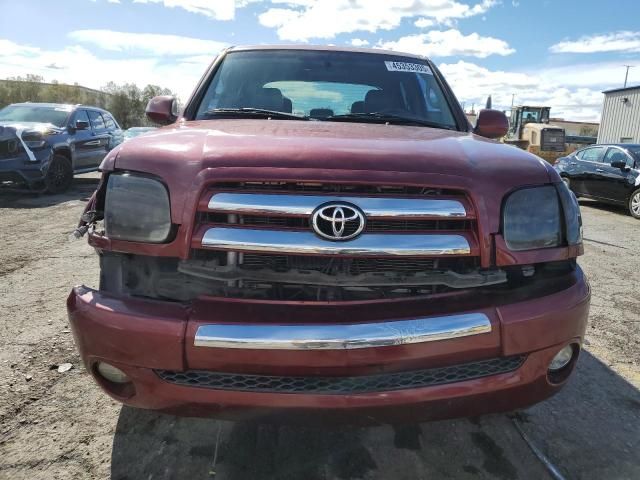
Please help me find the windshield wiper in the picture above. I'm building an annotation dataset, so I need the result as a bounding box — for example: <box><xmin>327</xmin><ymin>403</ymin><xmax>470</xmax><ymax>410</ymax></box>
<box><xmin>202</xmin><ymin>108</ymin><xmax>309</xmax><ymax>121</ymax></box>
<box><xmin>324</xmin><ymin>112</ymin><xmax>454</xmax><ymax>130</ymax></box>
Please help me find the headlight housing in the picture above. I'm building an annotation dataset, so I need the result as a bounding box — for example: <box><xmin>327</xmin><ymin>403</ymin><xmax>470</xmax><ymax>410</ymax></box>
<box><xmin>503</xmin><ymin>185</ymin><xmax>562</xmax><ymax>251</ymax></box>
<box><xmin>104</xmin><ymin>173</ymin><xmax>172</xmax><ymax>243</ymax></box>
<box><xmin>22</xmin><ymin>131</ymin><xmax>47</xmax><ymax>149</ymax></box>
<box><xmin>503</xmin><ymin>184</ymin><xmax>582</xmax><ymax>251</ymax></box>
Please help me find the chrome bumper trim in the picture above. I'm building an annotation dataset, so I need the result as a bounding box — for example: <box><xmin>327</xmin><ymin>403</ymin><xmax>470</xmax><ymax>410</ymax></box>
<box><xmin>201</xmin><ymin>227</ymin><xmax>471</xmax><ymax>256</ymax></box>
<box><xmin>208</xmin><ymin>193</ymin><xmax>467</xmax><ymax>218</ymax></box>
<box><xmin>194</xmin><ymin>313</ymin><xmax>491</xmax><ymax>350</ymax></box>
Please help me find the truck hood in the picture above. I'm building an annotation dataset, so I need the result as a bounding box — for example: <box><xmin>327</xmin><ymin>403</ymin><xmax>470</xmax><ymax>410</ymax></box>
<box><xmin>111</xmin><ymin>119</ymin><xmax>555</xmax><ymax>227</ymax></box>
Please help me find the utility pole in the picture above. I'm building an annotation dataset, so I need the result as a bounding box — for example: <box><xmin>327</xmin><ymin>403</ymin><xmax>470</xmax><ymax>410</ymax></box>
<box><xmin>623</xmin><ymin>65</ymin><xmax>634</xmax><ymax>87</ymax></box>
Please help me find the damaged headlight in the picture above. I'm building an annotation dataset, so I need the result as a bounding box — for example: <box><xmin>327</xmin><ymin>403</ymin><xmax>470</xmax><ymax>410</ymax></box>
<box><xmin>503</xmin><ymin>185</ymin><xmax>562</xmax><ymax>251</ymax></box>
<box><xmin>104</xmin><ymin>172</ymin><xmax>172</xmax><ymax>243</ymax></box>
<box><xmin>21</xmin><ymin>131</ymin><xmax>47</xmax><ymax>149</ymax></box>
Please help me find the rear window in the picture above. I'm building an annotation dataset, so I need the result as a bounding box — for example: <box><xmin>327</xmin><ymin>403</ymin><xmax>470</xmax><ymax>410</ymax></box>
<box><xmin>626</xmin><ymin>146</ymin><xmax>640</xmax><ymax>158</ymax></box>
<box><xmin>263</xmin><ymin>81</ymin><xmax>377</xmax><ymax>117</ymax></box>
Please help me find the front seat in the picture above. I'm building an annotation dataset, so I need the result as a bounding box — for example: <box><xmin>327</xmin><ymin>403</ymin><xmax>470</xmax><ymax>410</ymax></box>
<box><xmin>282</xmin><ymin>97</ymin><xmax>293</xmax><ymax>113</ymax></box>
<box><xmin>309</xmin><ymin>108</ymin><xmax>334</xmax><ymax>119</ymax></box>
<box><xmin>249</xmin><ymin>87</ymin><xmax>285</xmax><ymax>111</ymax></box>
<box><xmin>363</xmin><ymin>90</ymin><xmax>393</xmax><ymax>113</ymax></box>
<box><xmin>350</xmin><ymin>101</ymin><xmax>364</xmax><ymax>113</ymax></box>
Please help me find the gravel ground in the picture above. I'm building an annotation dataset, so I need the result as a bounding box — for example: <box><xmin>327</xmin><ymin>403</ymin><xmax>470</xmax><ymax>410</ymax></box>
<box><xmin>0</xmin><ymin>174</ymin><xmax>638</xmax><ymax>480</ymax></box>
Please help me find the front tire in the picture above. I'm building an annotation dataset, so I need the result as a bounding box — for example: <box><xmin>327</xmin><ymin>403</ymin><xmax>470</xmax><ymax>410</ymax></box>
<box><xmin>629</xmin><ymin>189</ymin><xmax>640</xmax><ymax>219</ymax></box>
<box><xmin>44</xmin><ymin>155</ymin><xmax>73</xmax><ymax>194</ymax></box>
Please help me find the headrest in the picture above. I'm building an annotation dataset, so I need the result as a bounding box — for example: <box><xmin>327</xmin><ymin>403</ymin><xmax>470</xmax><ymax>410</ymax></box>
<box><xmin>350</xmin><ymin>101</ymin><xmax>364</xmax><ymax>113</ymax></box>
<box><xmin>282</xmin><ymin>97</ymin><xmax>293</xmax><ymax>113</ymax></box>
<box><xmin>251</xmin><ymin>87</ymin><xmax>284</xmax><ymax>111</ymax></box>
<box><xmin>364</xmin><ymin>90</ymin><xmax>391</xmax><ymax>113</ymax></box>
<box><xmin>309</xmin><ymin>108</ymin><xmax>334</xmax><ymax>119</ymax></box>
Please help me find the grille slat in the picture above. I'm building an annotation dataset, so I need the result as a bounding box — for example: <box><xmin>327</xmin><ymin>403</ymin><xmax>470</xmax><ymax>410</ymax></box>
<box><xmin>197</xmin><ymin>212</ymin><xmax>473</xmax><ymax>233</ymax></box>
<box><xmin>156</xmin><ymin>356</ymin><xmax>525</xmax><ymax>394</ymax></box>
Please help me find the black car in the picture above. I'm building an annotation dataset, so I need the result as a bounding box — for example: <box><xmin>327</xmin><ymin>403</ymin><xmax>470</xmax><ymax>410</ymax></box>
<box><xmin>555</xmin><ymin>143</ymin><xmax>640</xmax><ymax>219</ymax></box>
<box><xmin>0</xmin><ymin>103</ymin><xmax>123</xmax><ymax>193</ymax></box>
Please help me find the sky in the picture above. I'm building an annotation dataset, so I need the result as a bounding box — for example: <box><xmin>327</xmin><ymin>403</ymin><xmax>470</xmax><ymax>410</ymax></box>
<box><xmin>1</xmin><ymin>0</ymin><xmax>640</xmax><ymax>121</ymax></box>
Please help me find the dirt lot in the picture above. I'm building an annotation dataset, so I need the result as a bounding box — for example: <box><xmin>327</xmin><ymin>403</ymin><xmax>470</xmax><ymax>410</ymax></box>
<box><xmin>0</xmin><ymin>174</ymin><xmax>639</xmax><ymax>480</ymax></box>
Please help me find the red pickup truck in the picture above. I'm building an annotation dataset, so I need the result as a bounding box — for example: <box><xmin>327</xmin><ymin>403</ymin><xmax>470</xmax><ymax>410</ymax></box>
<box><xmin>68</xmin><ymin>46</ymin><xmax>590</xmax><ymax>423</ymax></box>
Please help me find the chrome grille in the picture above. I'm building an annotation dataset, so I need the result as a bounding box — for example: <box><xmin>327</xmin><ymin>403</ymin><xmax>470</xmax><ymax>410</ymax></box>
<box><xmin>156</xmin><ymin>356</ymin><xmax>525</xmax><ymax>394</ymax></box>
<box><xmin>186</xmin><ymin>182</ymin><xmax>483</xmax><ymax>300</ymax></box>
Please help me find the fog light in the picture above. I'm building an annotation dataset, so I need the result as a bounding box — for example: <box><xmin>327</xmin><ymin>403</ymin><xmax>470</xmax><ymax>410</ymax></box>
<box><xmin>96</xmin><ymin>362</ymin><xmax>130</xmax><ymax>384</ymax></box>
<box><xmin>549</xmin><ymin>345</ymin><xmax>574</xmax><ymax>371</ymax></box>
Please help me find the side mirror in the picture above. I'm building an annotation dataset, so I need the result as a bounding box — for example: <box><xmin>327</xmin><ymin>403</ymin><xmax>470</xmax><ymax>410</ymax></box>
<box><xmin>146</xmin><ymin>96</ymin><xmax>179</xmax><ymax>125</ymax></box>
<box><xmin>473</xmin><ymin>109</ymin><xmax>509</xmax><ymax>139</ymax></box>
<box><xmin>611</xmin><ymin>159</ymin><xmax>627</xmax><ymax>169</ymax></box>
<box><xmin>75</xmin><ymin>120</ymin><xmax>90</xmax><ymax>131</ymax></box>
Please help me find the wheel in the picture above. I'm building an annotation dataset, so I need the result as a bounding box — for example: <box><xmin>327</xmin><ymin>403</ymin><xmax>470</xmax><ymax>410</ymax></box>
<box><xmin>629</xmin><ymin>189</ymin><xmax>640</xmax><ymax>219</ymax></box>
<box><xmin>44</xmin><ymin>155</ymin><xmax>73</xmax><ymax>194</ymax></box>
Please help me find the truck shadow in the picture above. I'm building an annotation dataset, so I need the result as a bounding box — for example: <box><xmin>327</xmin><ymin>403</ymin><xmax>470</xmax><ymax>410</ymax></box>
<box><xmin>0</xmin><ymin>174</ymin><xmax>99</xmax><ymax>209</ymax></box>
<box><xmin>110</xmin><ymin>351</ymin><xmax>640</xmax><ymax>480</ymax></box>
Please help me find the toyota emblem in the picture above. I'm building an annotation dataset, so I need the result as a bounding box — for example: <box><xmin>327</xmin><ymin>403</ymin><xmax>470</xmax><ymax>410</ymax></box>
<box><xmin>311</xmin><ymin>202</ymin><xmax>365</xmax><ymax>241</ymax></box>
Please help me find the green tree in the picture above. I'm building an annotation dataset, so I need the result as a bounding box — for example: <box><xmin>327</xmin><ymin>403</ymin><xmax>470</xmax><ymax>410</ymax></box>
<box><xmin>0</xmin><ymin>77</ymin><xmax>176</xmax><ymax>129</ymax></box>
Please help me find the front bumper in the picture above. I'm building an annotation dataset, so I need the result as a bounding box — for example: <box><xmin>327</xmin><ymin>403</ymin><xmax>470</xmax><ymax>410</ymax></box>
<box><xmin>67</xmin><ymin>268</ymin><xmax>590</xmax><ymax>423</ymax></box>
<box><xmin>0</xmin><ymin>150</ymin><xmax>50</xmax><ymax>187</ymax></box>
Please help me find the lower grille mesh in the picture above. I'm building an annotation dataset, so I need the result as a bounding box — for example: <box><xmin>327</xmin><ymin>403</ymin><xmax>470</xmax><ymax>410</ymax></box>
<box><xmin>156</xmin><ymin>356</ymin><xmax>525</xmax><ymax>395</ymax></box>
<box><xmin>240</xmin><ymin>253</ymin><xmax>440</xmax><ymax>274</ymax></box>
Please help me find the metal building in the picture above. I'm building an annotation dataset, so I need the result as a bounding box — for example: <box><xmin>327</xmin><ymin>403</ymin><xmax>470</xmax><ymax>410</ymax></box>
<box><xmin>597</xmin><ymin>85</ymin><xmax>640</xmax><ymax>144</ymax></box>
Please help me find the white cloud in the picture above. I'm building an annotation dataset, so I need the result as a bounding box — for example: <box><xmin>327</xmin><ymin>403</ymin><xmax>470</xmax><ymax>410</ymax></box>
<box><xmin>258</xmin><ymin>0</ymin><xmax>498</xmax><ymax>41</ymax></box>
<box><xmin>129</xmin><ymin>0</ymin><xmax>258</xmax><ymax>20</ymax></box>
<box><xmin>414</xmin><ymin>18</ymin><xmax>435</xmax><ymax>29</ymax></box>
<box><xmin>68</xmin><ymin>30</ymin><xmax>227</xmax><ymax>56</ymax></box>
<box><xmin>439</xmin><ymin>60</ymin><xmax>638</xmax><ymax>121</ymax></box>
<box><xmin>349</xmin><ymin>38</ymin><xmax>369</xmax><ymax>47</ymax></box>
<box><xmin>380</xmin><ymin>29</ymin><xmax>515</xmax><ymax>58</ymax></box>
<box><xmin>0</xmin><ymin>38</ymin><xmax>215</xmax><ymax>100</ymax></box>
<box><xmin>550</xmin><ymin>31</ymin><xmax>640</xmax><ymax>54</ymax></box>
<box><xmin>0</xmin><ymin>39</ymin><xmax>40</xmax><ymax>57</ymax></box>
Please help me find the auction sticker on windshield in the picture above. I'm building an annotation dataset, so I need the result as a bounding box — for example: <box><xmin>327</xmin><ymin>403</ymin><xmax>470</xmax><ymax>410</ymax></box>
<box><xmin>384</xmin><ymin>61</ymin><xmax>432</xmax><ymax>74</ymax></box>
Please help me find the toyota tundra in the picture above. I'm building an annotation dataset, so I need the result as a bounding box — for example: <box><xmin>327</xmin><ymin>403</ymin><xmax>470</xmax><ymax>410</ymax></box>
<box><xmin>67</xmin><ymin>46</ymin><xmax>590</xmax><ymax>423</ymax></box>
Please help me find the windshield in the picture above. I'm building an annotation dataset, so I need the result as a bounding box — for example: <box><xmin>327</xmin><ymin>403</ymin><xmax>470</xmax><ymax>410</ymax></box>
<box><xmin>626</xmin><ymin>146</ymin><xmax>640</xmax><ymax>159</ymax></box>
<box><xmin>521</xmin><ymin>109</ymin><xmax>540</xmax><ymax>124</ymax></box>
<box><xmin>0</xmin><ymin>105</ymin><xmax>71</xmax><ymax>127</ymax></box>
<box><xmin>195</xmin><ymin>50</ymin><xmax>457</xmax><ymax>128</ymax></box>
